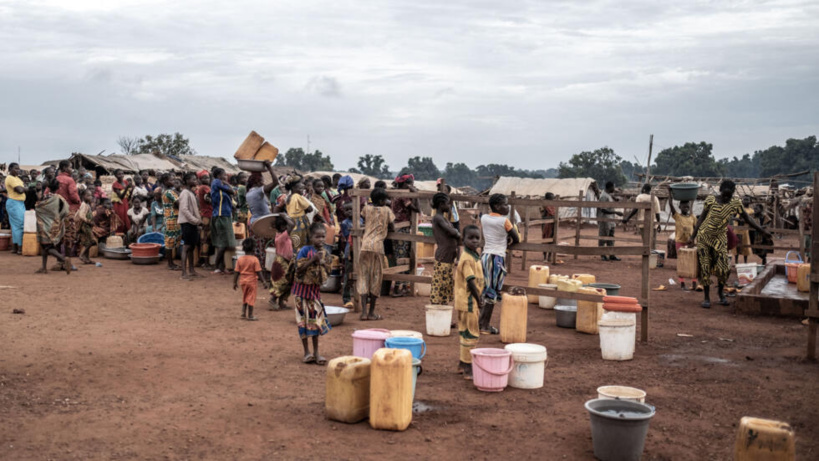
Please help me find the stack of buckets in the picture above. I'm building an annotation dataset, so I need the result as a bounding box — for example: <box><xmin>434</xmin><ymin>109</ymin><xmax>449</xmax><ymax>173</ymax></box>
<box><xmin>350</xmin><ymin>329</ymin><xmax>424</xmax><ymax>400</ymax></box>
<box><xmin>599</xmin><ymin>296</ymin><xmax>641</xmax><ymax>361</ymax></box>
<box><xmin>22</xmin><ymin>210</ymin><xmax>39</xmax><ymax>256</ymax></box>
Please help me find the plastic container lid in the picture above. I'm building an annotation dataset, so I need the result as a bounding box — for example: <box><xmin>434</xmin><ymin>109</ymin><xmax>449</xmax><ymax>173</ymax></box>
<box><xmin>425</xmin><ymin>304</ymin><xmax>453</xmax><ymax>311</ymax></box>
<box><xmin>504</xmin><ymin>343</ymin><xmax>548</xmax><ymax>362</ymax></box>
<box><xmin>603</xmin><ymin>296</ymin><xmax>638</xmax><ymax>304</ymax></box>
<box><xmin>538</xmin><ymin>283</ymin><xmax>558</xmax><ymax>289</ymax></box>
<box><xmin>390</xmin><ymin>330</ymin><xmax>423</xmax><ymax>339</ymax></box>
<box><xmin>555</xmin><ymin>305</ymin><xmax>577</xmax><ymax>313</ymax></box>
<box><xmin>598</xmin><ymin>318</ymin><xmax>635</xmax><ymax>327</ymax></box>
<box><xmin>351</xmin><ymin>328</ymin><xmax>391</xmax><ymax>340</ymax></box>
<box><xmin>603</xmin><ymin>302</ymin><xmax>642</xmax><ymax>313</ymax></box>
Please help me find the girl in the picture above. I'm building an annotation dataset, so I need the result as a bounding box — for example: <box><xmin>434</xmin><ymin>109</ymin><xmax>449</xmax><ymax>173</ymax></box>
<box><xmin>668</xmin><ymin>197</ymin><xmax>697</xmax><ymax>290</ymax></box>
<box><xmin>162</xmin><ymin>174</ymin><xmax>182</xmax><ymax>270</ymax></box>
<box><xmin>269</xmin><ymin>215</ymin><xmax>295</xmax><ymax>310</ymax></box>
<box><xmin>35</xmin><ymin>179</ymin><xmax>72</xmax><ymax>275</ymax></box>
<box><xmin>110</xmin><ymin>169</ymin><xmax>132</xmax><ymax>234</ymax></box>
<box><xmin>284</xmin><ymin>176</ymin><xmax>314</xmax><ymax>252</ymax></box>
<box><xmin>233</xmin><ymin>238</ymin><xmax>268</xmax><ymax>320</ymax></box>
<box><xmin>480</xmin><ymin>193</ymin><xmax>520</xmax><ymax>334</ymax></box>
<box><xmin>540</xmin><ymin>192</ymin><xmax>556</xmax><ymax>261</ymax></box>
<box><xmin>147</xmin><ymin>188</ymin><xmax>165</xmax><ymax>233</ymax></box>
<box><xmin>311</xmin><ymin>178</ymin><xmax>333</xmax><ymax>225</ymax></box>
<box><xmin>293</xmin><ymin>222</ymin><xmax>332</xmax><ymax>365</ymax></box>
<box><xmin>455</xmin><ymin>225</ymin><xmax>485</xmax><ymax>379</ymax></box>
<box><xmin>93</xmin><ymin>180</ymin><xmax>107</xmax><ymax>204</ymax></box>
<box><xmin>131</xmin><ymin>174</ymin><xmax>150</xmax><ymax>204</ymax></box>
<box><xmin>389</xmin><ymin>174</ymin><xmax>420</xmax><ymax>297</ymax></box>
<box><xmin>333</xmin><ymin>175</ymin><xmax>354</xmax><ymax>224</ymax></box>
<box><xmin>430</xmin><ymin>192</ymin><xmax>460</xmax><ymax>305</ymax></box>
<box><xmin>75</xmin><ymin>189</ymin><xmax>97</xmax><ymax>264</ymax></box>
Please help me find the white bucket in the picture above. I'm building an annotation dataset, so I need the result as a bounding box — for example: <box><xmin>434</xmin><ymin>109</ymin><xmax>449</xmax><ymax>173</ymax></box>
<box><xmin>597</xmin><ymin>385</ymin><xmax>646</xmax><ymax>403</ymax></box>
<box><xmin>390</xmin><ymin>330</ymin><xmax>424</xmax><ymax>339</ymax></box>
<box><xmin>265</xmin><ymin>247</ymin><xmax>276</xmax><ymax>272</ymax></box>
<box><xmin>602</xmin><ymin>311</ymin><xmax>637</xmax><ymax>323</ymax></box>
<box><xmin>24</xmin><ymin>210</ymin><xmax>37</xmax><ymax>233</ymax></box>
<box><xmin>736</xmin><ymin>263</ymin><xmax>757</xmax><ymax>284</ymax></box>
<box><xmin>504</xmin><ymin>343</ymin><xmax>548</xmax><ymax>389</ymax></box>
<box><xmin>538</xmin><ymin>283</ymin><xmax>558</xmax><ymax>309</ymax></box>
<box><xmin>599</xmin><ymin>318</ymin><xmax>636</xmax><ymax>361</ymax></box>
<box><xmin>425</xmin><ymin>304</ymin><xmax>453</xmax><ymax>336</ymax></box>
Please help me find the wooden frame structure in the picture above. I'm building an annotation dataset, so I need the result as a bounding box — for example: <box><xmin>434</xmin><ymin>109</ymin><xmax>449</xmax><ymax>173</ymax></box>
<box><xmin>806</xmin><ymin>172</ymin><xmax>818</xmax><ymax>360</ymax></box>
<box><xmin>350</xmin><ymin>188</ymin><xmax>656</xmax><ymax>342</ymax></box>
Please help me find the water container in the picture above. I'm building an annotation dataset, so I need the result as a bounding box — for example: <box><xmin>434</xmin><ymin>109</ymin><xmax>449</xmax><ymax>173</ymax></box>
<box><xmin>577</xmin><ymin>287</ymin><xmax>606</xmax><ymax>335</ymax></box>
<box><xmin>736</xmin><ymin>263</ymin><xmax>758</xmax><ymax>284</ymax></box>
<box><xmin>538</xmin><ymin>283</ymin><xmax>558</xmax><ymax>309</ymax></box>
<box><xmin>599</xmin><ymin>318</ymin><xmax>636</xmax><ymax>361</ymax></box>
<box><xmin>734</xmin><ymin>417</ymin><xmax>795</xmax><ymax>461</ymax></box>
<box><xmin>369</xmin><ymin>348</ymin><xmax>413</xmax><ymax>431</ymax></box>
<box><xmin>500</xmin><ymin>292</ymin><xmax>527</xmax><ymax>344</ymax></box>
<box><xmin>265</xmin><ymin>247</ymin><xmax>276</xmax><ymax>272</ymax></box>
<box><xmin>572</xmin><ymin>273</ymin><xmax>596</xmax><ymax>285</ymax></box>
<box><xmin>470</xmin><ymin>348</ymin><xmax>514</xmax><ymax>392</ymax></box>
<box><xmin>415</xmin><ymin>265</ymin><xmax>432</xmax><ymax>296</ymax></box>
<box><xmin>785</xmin><ymin>251</ymin><xmax>802</xmax><ymax>283</ymax></box>
<box><xmin>105</xmin><ymin>235</ymin><xmax>124</xmax><ymax>249</ymax></box>
<box><xmin>352</xmin><ymin>329</ymin><xmax>391</xmax><ymax>359</ymax></box>
<box><xmin>325</xmin><ymin>356</ymin><xmax>371</xmax><ymax>423</ymax></box>
<box><xmin>23</xmin><ymin>210</ymin><xmax>37</xmax><ymax>233</ymax></box>
<box><xmin>556</xmin><ymin>278</ymin><xmax>582</xmax><ymax>309</ymax></box>
<box><xmin>548</xmin><ymin>274</ymin><xmax>569</xmax><ymax>285</ymax></box>
<box><xmin>597</xmin><ymin>385</ymin><xmax>646</xmax><ymax>403</ymax></box>
<box><xmin>22</xmin><ymin>233</ymin><xmax>40</xmax><ymax>256</ymax></box>
<box><xmin>797</xmin><ymin>264</ymin><xmax>811</xmax><ymax>293</ymax></box>
<box><xmin>585</xmin><ymin>398</ymin><xmax>655</xmax><ymax>461</ymax></box>
<box><xmin>411</xmin><ymin>358</ymin><xmax>422</xmax><ymax>401</ymax></box>
<box><xmin>389</xmin><ymin>330</ymin><xmax>423</xmax><ymax>339</ymax></box>
<box><xmin>385</xmin><ymin>336</ymin><xmax>426</xmax><ymax>359</ymax></box>
<box><xmin>677</xmin><ymin>247</ymin><xmax>698</xmax><ymax>279</ymax></box>
<box><xmin>504</xmin><ymin>343</ymin><xmax>548</xmax><ymax>389</ymax></box>
<box><xmin>425</xmin><ymin>304</ymin><xmax>453</xmax><ymax>336</ymax></box>
<box><xmin>527</xmin><ymin>265</ymin><xmax>550</xmax><ymax>303</ymax></box>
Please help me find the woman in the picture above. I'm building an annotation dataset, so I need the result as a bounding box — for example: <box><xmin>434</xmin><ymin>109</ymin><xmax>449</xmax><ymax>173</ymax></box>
<box><xmin>285</xmin><ymin>175</ymin><xmax>315</xmax><ymax>253</ymax></box>
<box><xmin>246</xmin><ymin>162</ymin><xmax>279</xmax><ymax>271</ymax></box>
<box><xmin>110</xmin><ymin>169</ymin><xmax>132</xmax><ymax>234</ymax></box>
<box><xmin>34</xmin><ymin>179</ymin><xmax>72</xmax><ymax>274</ymax></box>
<box><xmin>389</xmin><ymin>174</ymin><xmax>420</xmax><ymax>297</ymax></box>
<box><xmin>692</xmin><ymin>180</ymin><xmax>771</xmax><ymax>308</ymax></box>
<box><xmin>3</xmin><ymin>163</ymin><xmax>27</xmax><ymax>254</ymax></box>
<box><xmin>162</xmin><ymin>174</ymin><xmax>182</xmax><ymax>270</ymax></box>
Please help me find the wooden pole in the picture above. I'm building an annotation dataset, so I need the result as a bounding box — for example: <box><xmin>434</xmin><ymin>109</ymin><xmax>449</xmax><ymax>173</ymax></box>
<box><xmin>645</xmin><ymin>134</ymin><xmax>654</xmax><ymax>179</ymax></box>
<box><xmin>640</xmin><ymin>191</ymin><xmax>653</xmax><ymax>343</ymax></box>
<box><xmin>574</xmin><ymin>190</ymin><xmax>583</xmax><ymax>260</ymax></box>
<box><xmin>508</xmin><ymin>191</ymin><xmax>516</xmax><ymax>275</ymax></box>
<box><xmin>409</xmin><ymin>205</ymin><xmax>418</xmax><ymax>295</ymax></box>
<box><xmin>552</xmin><ymin>205</ymin><xmax>560</xmax><ymax>265</ymax></box>
<box><xmin>807</xmin><ymin>172</ymin><xmax>819</xmax><ymax>360</ymax></box>
<box><xmin>522</xmin><ymin>204</ymin><xmax>530</xmax><ymax>270</ymax></box>
<box><xmin>352</xmin><ymin>189</ymin><xmax>362</xmax><ymax>313</ymax></box>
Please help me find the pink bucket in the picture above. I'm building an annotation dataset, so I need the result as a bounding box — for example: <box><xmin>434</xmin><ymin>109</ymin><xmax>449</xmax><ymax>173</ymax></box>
<box><xmin>352</xmin><ymin>329</ymin><xmax>391</xmax><ymax>359</ymax></box>
<box><xmin>470</xmin><ymin>348</ymin><xmax>514</xmax><ymax>392</ymax></box>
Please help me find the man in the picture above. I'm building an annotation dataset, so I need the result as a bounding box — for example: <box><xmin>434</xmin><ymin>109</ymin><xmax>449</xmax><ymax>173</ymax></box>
<box><xmin>593</xmin><ymin>181</ymin><xmax>623</xmax><ymax>261</ymax></box>
<box><xmin>623</xmin><ymin>183</ymin><xmax>662</xmax><ymax>249</ymax></box>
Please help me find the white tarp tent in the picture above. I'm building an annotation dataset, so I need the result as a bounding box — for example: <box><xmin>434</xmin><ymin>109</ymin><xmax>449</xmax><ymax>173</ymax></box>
<box><xmin>489</xmin><ymin>177</ymin><xmax>597</xmax><ymax>220</ymax></box>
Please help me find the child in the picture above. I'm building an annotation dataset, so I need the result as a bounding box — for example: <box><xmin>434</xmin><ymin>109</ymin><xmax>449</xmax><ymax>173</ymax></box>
<box><xmin>93</xmin><ymin>199</ymin><xmax>120</xmax><ymax>240</ymax></box>
<box><xmin>311</xmin><ymin>178</ymin><xmax>334</xmax><ymax>225</ymax></box>
<box><xmin>75</xmin><ymin>189</ymin><xmax>97</xmax><ymax>264</ymax></box>
<box><xmin>431</xmin><ymin>192</ymin><xmax>460</xmax><ymax>305</ymax></box>
<box><xmin>540</xmin><ymin>192</ymin><xmax>556</xmax><ymax>261</ymax></box>
<box><xmin>233</xmin><ymin>238</ymin><xmax>268</xmax><ymax>320</ymax></box>
<box><xmin>34</xmin><ymin>179</ymin><xmax>72</xmax><ymax>275</ymax></box>
<box><xmin>178</xmin><ymin>172</ymin><xmax>202</xmax><ymax>280</ymax></box>
<box><xmin>455</xmin><ymin>225</ymin><xmax>485</xmax><ymax>379</ymax></box>
<box><xmin>127</xmin><ymin>197</ymin><xmax>150</xmax><ymax>243</ymax></box>
<box><xmin>358</xmin><ymin>187</ymin><xmax>395</xmax><ymax>320</ymax></box>
<box><xmin>293</xmin><ymin>222</ymin><xmax>333</xmax><ymax>364</ymax></box>
<box><xmin>93</xmin><ymin>180</ymin><xmax>106</xmax><ymax>204</ymax></box>
<box><xmin>480</xmin><ymin>193</ymin><xmax>520</xmax><ymax>334</ymax></box>
<box><xmin>669</xmin><ymin>197</ymin><xmax>697</xmax><ymax>291</ymax></box>
<box><xmin>269</xmin><ymin>215</ymin><xmax>295</xmax><ymax>311</ymax></box>
<box><xmin>339</xmin><ymin>202</ymin><xmax>358</xmax><ymax>309</ymax></box>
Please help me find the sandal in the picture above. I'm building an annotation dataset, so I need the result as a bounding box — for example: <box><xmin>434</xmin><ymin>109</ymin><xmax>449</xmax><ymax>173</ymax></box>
<box><xmin>316</xmin><ymin>356</ymin><xmax>327</xmax><ymax>366</ymax></box>
<box><xmin>367</xmin><ymin>314</ymin><xmax>383</xmax><ymax>321</ymax></box>
<box><xmin>481</xmin><ymin>326</ymin><xmax>499</xmax><ymax>335</ymax></box>
<box><xmin>303</xmin><ymin>354</ymin><xmax>316</xmax><ymax>364</ymax></box>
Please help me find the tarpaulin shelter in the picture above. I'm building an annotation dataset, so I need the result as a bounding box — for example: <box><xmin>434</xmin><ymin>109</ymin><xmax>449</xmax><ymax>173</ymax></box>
<box><xmin>489</xmin><ymin>176</ymin><xmax>598</xmax><ymax>219</ymax></box>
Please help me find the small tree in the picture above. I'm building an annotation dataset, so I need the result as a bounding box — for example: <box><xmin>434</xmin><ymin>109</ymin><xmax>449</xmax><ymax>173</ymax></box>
<box><xmin>442</xmin><ymin>162</ymin><xmax>477</xmax><ymax>187</ymax></box>
<box><xmin>558</xmin><ymin>147</ymin><xmax>627</xmax><ymax>186</ymax></box>
<box><xmin>117</xmin><ymin>136</ymin><xmax>140</xmax><ymax>155</ymax></box>
<box><xmin>356</xmin><ymin>154</ymin><xmax>391</xmax><ymax>178</ymax></box>
<box><xmin>399</xmin><ymin>156</ymin><xmax>440</xmax><ymax>181</ymax></box>
<box><xmin>129</xmin><ymin>133</ymin><xmax>197</xmax><ymax>157</ymax></box>
<box><xmin>275</xmin><ymin>148</ymin><xmax>334</xmax><ymax>171</ymax></box>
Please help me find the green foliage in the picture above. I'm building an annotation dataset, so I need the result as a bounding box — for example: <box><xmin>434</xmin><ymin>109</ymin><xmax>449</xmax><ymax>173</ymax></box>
<box><xmin>652</xmin><ymin>142</ymin><xmax>722</xmax><ymax>177</ymax></box>
<box><xmin>473</xmin><ymin>164</ymin><xmax>543</xmax><ymax>190</ymax></box>
<box><xmin>274</xmin><ymin>148</ymin><xmax>334</xmax><ymax>171</ymax></box>
<box><xmin>399</xmin><ymin>156</ymin><xmax>440</xmax><ymax>181</ymax></box>
<box><xmin>756</xmin><ymin>136</ymin><xmax>818</xmax><ymax>178</ymax></box>
<box><xmin>620</xmin><ymin>160</ymin><xmax>641</xmax><ymax>183</ymax></box>
<box><xmin>558</xmin><ymin>147</ymin><xmax>627</xmax><ymax>186</ymax></box>
<box><xmin>442</xmin><ymin>162</ymin><xmax>477</xmax><ymax>187</ymax></box>
<box><xmin>121</xmin><ymin>133</ymin><xmax>197</xmax><ymax>157</ymax></box>
<box><xmin>355</xmin><ymin>154</ymin><xmax>391</xmax><ymax>178</ymax></box>
<box><xmin>718</xmin><ymin>153</ymin><xmax>760</xmax><ymax>178</ymax></box>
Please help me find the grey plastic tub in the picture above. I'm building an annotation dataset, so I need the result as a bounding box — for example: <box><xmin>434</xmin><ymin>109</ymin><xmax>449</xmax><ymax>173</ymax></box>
<box><xmin>586</xmin><ymin>283</ymin><xmax>621</xmax><ymax>296</ymax></box>
<box><xmin>669</xmin><ymin>183</ymin><xmax>699</xmax><ymax>201</ymax></box>
<box><xmin>585</xmin><ymin>398</ymin><xmax>655</xmax><ymax>461</ymax></box>
<box><xmin>554</xmin><ymin>305</ymin><xmax>577</xmax><ymax>328</ymax></box>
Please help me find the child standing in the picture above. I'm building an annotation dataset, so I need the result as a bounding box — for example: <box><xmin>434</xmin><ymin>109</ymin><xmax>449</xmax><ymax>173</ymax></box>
<box><xmin>455</xmin><ymin>225</ymin><xmax>485</xmax><ymax>380</ymax></box>
<box><xmin>668</xmin><ymin>197</ymin><xmax>697</xmax><ymax>290</ymax></box>
<box><xmin>293</xmin><ymin>222</ymin><xmax>333</xmax><ymax>365</ymax></box>
<box><xmin>233</xmin><ymin>238</ymin><xmax>268</xmax><ymax>320</ymax></box>
<box><xmin>358</xmin><ymin>187</ymin><xmax>395</xmax><ymax>321</ymax></box>
<box><xmin>480</xmin><ymin>194</ymin><xmax>520</xmax><ymax>334</ymax></box>
<box><xmin>269</xmin><ymin>215</ymin><xmax>295</xmax><ymax>311</ymax></box>
<box><xmin>178</xmin><ymin>172</ymin><xmax>202</xmax><ymax>280</ymax></box>
<box><xmin>431</xmin><ymin>192</ymin><xmax>460</xmax><ymax>305</ymax></box>
<box><xmin>75</xmin><ymin>189</ymin><xmax>97</xmax><ymax>264</ymax></box>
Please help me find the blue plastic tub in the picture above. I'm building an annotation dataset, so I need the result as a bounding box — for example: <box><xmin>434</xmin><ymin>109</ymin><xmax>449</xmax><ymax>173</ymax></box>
<box><xmin>385</xmin><ymin>337</ymin><xmax>426</xmax><ymax>359</ymax></box>
<box><xmin>138</xmin><ymin>232</ymin><xmax>165</xmax><ymax>247</ymax></box>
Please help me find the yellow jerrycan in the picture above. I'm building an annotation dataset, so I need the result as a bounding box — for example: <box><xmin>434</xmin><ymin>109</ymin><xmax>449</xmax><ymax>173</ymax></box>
<box><xmin>572</xmin><ymin>273</ymin><xmax>596</xmax><ymax>285</ymax></box>
<box><xmin>734</xmin><ymin>417</ymin><xmax>795</xmax><ymax>460</ymax></box>
<box><xmin>325</xmin><ymin>356</ymin><xmax>371</xmax><ymax>423</ymax></box>
<box><xmin>576</xmin><ymin>287</ymin><xmax>606</xmax><ymax>334</ymax></box>
<box><xmin>500</xmin><ymin>289</ymin><xmax>528</xmax><ymax>344</ymax></box>
<box><xmin>797</xmin><ymin>264</ymin><xmax>811</xmax><ymax>293</ymax></box>
<box><xmin>369</xmin><ymin>348</ymin><xmax>413</xmax><ymax>431</ymax></box>
<box><xmin>527</xmin><ymin>265</ymin><xmax>550</xmax><ymax>303</ymax></box>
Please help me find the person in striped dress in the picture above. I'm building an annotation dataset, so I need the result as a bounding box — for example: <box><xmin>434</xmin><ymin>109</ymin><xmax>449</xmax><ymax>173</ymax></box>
<box><xmin>692</xmin><ymin>181</ymin><xmax>771</xmax><ymax>308</ymax></box>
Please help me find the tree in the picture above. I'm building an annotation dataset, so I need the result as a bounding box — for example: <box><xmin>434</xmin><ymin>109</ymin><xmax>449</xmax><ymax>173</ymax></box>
<box><xmin>651</xmin><ymin>142</ymin><xmax>722</xmax><ymax>177</ymax></box>
<box><xmin>356</xmin><ymin>154</ymin><xmax>391</xmax><ymax>177</ymax></box>
<box><xmin>399</xmin><ymin>156</ymin><xmax>440</xmax><ymax>181</ymax></box>
<box><xmin>558</xmin><ymin>147</ymin><xmax>627</xmax><ymax>186</ymax></box>
<box><xmin>719</xmin><ymin>153</ymin><xmax>760</xmax><ymax>178</ymax></box>
<box><xmin>274</xmin><ymin>148</ymin><xmax>334</xmax><ymax>171</ymax></box>
<box><xmin>620</xmin><ymin>160</ymin><xmax>641</xmax><ymax>183</ymax></box>
<box><xmin>442</xmin><ymin>162</ymin><xmax>477</xmax><ymax>187</ymax></box>
<box><xmin>757</xmin><ymin>136</ymin><xmax>818</xmax><ymax>179</ymax></box>
<box><xmin>127</xmin><ymin>133</ymin><xmax>197</xmax><ymax>157</ymax></box>
<box><xmin>472</xmin><ymin>164</ymin><xmax>544</xmax><ymax>190</ymax></box>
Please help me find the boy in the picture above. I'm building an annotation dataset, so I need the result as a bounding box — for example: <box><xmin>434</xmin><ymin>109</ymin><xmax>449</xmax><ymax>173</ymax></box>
<box><xmin>233</xmin><ymin>238</ymin><xmax>268</xmax><ymax>320</ymax></box>
<box><xmin>178</xmin><ymin>172</ymin><xmax>202</xmax><ymax>280</ymax></box>
<box><xmin>455</xmin><ymin>225</ymin><xmax>485</xmax><ymax>379</ymax></box>
<box><xmin>358</xmin><ymin>187</ymin><xmax>395</xmax><ymax>321</ymax></box>
<box><xmin>668</xmin><ymin>197</ymin><xmax>697</xmax><ymax>290</ymax></box>
<box><xmin>480</xmin><ymin>193</ymin><xmax>520</xmax><ymax>334</ymax></box>
<box><xmin>431</xmin><ymin>192</ymin><xmax>460</xmax><ymax>305</ymax></box>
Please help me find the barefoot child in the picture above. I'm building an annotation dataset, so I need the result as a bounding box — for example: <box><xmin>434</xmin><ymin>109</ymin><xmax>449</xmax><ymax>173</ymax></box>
<box><xmin>178</xmin><ymin>172</ymin><xmax>203</xmax><ymax>280</ymax></box>
<box><xmin>358</xmin><ymin>187</ymin><xmax>395</xmax><ymax>321</ymax></box>
<box><xmin>293</xmin><ymin>222</ymin><xmax>333</xmax><ymax>364</ymax></box>
<box><xmin>34</xmin><ymin>179</ymin><xmax>72</xmax><ymax>275</ymax></box>
<box><xmin>431</xmin><ymin>192</ymin><xmax>460</xmax><ymax>305</ymax></box>
<box><xmin>455</xmin><ymin>225</ymin><xmax>485</xmax><ymax>379</ymax></box>
<box><xmin>233</xmin><ymin>238</ymin><xmax>268</xmax><ymax>320</ymax></box>
<box><xmin>480</xmin><ymin>193</ymin><xmax>519</xmax><ymax>334</ymax></box>
<box><xmin>668</xmin><ymin>197</ymin><xmax>697</xmax><ymax>291</ymax></box>
<box><xmin>269</xmin><ymin>215</ymin><xmax>295</xmax><ymax>310</ymax></box>
<box><xmin>75</xmin><ymin>189</ymin><xmax>97</xmax><ymax>264</ymax></box>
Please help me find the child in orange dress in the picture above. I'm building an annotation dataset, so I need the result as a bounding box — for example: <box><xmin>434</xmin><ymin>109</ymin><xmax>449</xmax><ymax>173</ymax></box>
<box><xmin>233</xmin><ymin>238</ymin><xmax>269</xmax><ymax>321</ymax></box>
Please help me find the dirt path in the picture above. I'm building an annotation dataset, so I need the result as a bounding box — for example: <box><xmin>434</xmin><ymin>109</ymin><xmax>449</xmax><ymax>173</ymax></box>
<box><xmin>1</xmin><ymin>227</ymin><xmax>817</xmax><ymax>460</ymax></box>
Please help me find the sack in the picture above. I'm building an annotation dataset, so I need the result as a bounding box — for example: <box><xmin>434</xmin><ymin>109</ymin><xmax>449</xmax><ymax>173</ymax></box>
<box><xmin>727</xmin><ymin>226</ymin><xmax>738</xmax><ymax>250</ymax></box>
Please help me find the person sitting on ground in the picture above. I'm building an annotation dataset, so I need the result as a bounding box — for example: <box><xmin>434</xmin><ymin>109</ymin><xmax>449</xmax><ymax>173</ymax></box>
<box><xmin>92</xmin><ymin>198</ymin><xmax>120</xmax><ymax>240</ymax></box>
<box><xmin>455</xmin><ymin>225</ymin><xmax>485</xmax><ymax>380</ymax></box>
<box><xmin>358</xmin><ymin>187</ymin><xmax>395</xmax><ymax>321</ymax></box>
<box><xmin>623</xmin><ymin>183</ymin><xmax>661</xmax><ymax>249</ymax></box>
<box><xmin>480</xmin><ymin>193</ymin><xmax>520</xmax><ymax>335</ymax></box>
<box><xmin>668</xmin><ymin>195</ymin><xmax>697</xmax><ymax>291</ymax></box>
<box><xmin>592</xmin><ymin>181</ymin><xmax>623</xmax><ymax>261</ymax></box>
<box><xmin>431</xmin><ymin>192</ymin><xmax>460</xmax><ymax>305</ymax></box>
<box><xmin>269</xmin><ymin>215</ymin><xmax>295</xmax><ymax>311</ymax></box>
<box><xmin>293</xmin><ymin>222</ymin><xmax>333</xmax><ymax>364</ymax></box>
<box><xmin>127</xmin><ymin>197</ymin><xmax>150</xmax><ymax>243</ymax></box>
<box><xmin>178</xmin><ymin>172</ymin><xmax>203</xmax><ymax>280</ymax></box>
<box><xmin>34</xmin><ymin>179</ymin><xmax>72</xmax><ymax>275</ymax></box>
<box><xmin>75</xmin><ymin>189</ymin><xmax>97</xmax><ymax>264</ymax></box>
<box><xmin>233</xmin><ymin>238</ymin><xmax>268</xmax><ymax>321</ymax></box>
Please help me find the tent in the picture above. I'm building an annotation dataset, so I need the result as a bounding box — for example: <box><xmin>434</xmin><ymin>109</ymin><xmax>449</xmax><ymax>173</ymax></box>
<box><xmin>489</xmin><ymin>177</ymin><xmax>597</xmax><ymax>219</ymax></box>
<box><xmin>46</xmin><ymin>152</ymin><xmax>241</xmax><ymax>176</ymax></box>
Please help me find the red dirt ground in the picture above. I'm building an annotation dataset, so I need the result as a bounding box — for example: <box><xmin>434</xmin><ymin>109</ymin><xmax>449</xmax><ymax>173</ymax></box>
<box><xmin>1</xmin><ymin>226</ymin><xmax>818</xmax><ymax>460</ymax></box>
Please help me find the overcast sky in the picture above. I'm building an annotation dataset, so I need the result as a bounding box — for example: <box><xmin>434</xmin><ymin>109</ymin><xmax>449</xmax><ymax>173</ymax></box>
<box><xmin>1</xmin><ymin>0</ymin><xmax>817</xmax><ymax>171</ymax></box>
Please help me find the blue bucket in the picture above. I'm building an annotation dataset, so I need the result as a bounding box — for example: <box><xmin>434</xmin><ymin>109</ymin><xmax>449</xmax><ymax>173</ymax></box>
<box><xmin>385</xmin><ymin>336</ymin><xmax>426</xmax><ymax>359</ymax></box>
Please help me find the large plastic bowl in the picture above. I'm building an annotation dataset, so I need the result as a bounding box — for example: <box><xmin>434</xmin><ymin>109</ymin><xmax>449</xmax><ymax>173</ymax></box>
<box><xmin>669</xmin><ymin>183</ymin><xmax>699</xmax><ymax>201</ymax></box>
<box><xmin>325</xmin><ymin>306</ymin><xmax>350</xmax><ymax>326</ymax></box>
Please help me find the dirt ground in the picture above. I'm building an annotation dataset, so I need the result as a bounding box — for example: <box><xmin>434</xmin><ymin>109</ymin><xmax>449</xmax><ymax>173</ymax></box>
<box><xmin>2</xmin><ymin>226</ymin><xmax>818</xmax><ymax>460</ymax></box>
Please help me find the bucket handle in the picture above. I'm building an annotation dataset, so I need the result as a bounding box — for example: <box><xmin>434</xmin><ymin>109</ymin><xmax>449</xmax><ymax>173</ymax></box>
<box><xmin>472</xmin><ymin>355</ymin><xmax>514</xmax><ymax>376</ymax></box>
<box><xmin>785</xmin><ymin>251</ymin><xmax>803</xmax><ymax>264</ymax></box>
<box><xmin>419</xmin><ymin>341</ymin><xmax>426</xmax><ymax>359</ymax></box>
<box><xmin>416</xmin><ymin>365</ymin><xmax>423</xmax><ymax>377</ymax></box>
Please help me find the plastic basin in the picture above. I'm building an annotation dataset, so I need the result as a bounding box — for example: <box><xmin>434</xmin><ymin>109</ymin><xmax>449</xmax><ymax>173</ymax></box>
<box><xmin>588</xmin><ymin>283</ymin><xmax>621</xmax><ymax>296</ymax></box>
<box><xmin>669</xmin><ymin>183</ymin><xmax>699</xmax><ymax>201</ymax></box>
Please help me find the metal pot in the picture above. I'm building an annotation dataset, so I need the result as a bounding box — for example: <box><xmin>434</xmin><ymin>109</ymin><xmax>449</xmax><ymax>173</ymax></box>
<box><xmin>102</xmin><ymin>246</ymin><xmax>132</xmax><ymax>260</ymax></box>
<box><xmin>324</xmin><ymin>306</ymin><xmax>350</xmax><ymax>326</ymax></box>
<box><xmin>321</xmin><ymin>274</ymin><xmax>341</xmax><ymax>293</ymax></box>
<box><xmin>555</xmin><ymin>305</ymin><xmax>577</xmax><ymax>329</ymax></box>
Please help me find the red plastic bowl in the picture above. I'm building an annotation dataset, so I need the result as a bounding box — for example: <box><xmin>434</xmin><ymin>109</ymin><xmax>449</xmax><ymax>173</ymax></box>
<box><xmin>130</xmin><ymin>243</ymin><xmax>161</xmax><ymax>258</ymax></box>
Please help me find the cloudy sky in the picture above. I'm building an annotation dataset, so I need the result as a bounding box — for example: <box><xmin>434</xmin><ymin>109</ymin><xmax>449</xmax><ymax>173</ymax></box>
<box><xmin>1</xmin><ymin>0</ymin><xmax>817</xmax><ymax>171</ymax></box>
